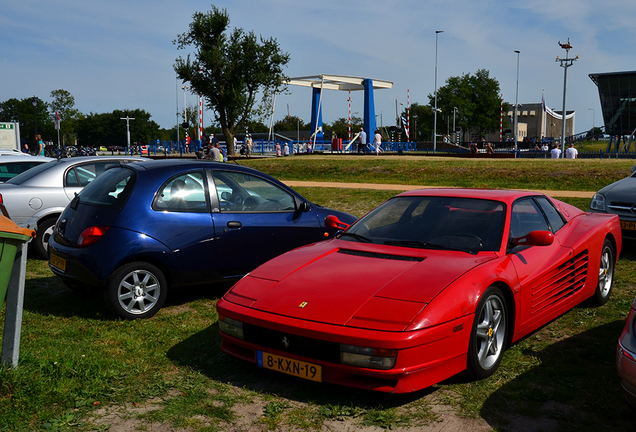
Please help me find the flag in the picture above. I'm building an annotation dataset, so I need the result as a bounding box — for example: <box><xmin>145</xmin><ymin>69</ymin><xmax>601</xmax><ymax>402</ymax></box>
<box><xmin>401</xmin><ymin>116</ymin><xmax>407</xmax><ymax>126</ymax></box>
<box><xmin>541</xmin><ymin>93</ymin><xmax>546</xmax><ymax>112</ymax></box>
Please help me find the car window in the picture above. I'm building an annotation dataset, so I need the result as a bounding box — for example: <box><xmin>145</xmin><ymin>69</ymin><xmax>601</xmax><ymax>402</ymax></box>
<box><xmin>535</xmin><ymin>196</ymin><xmax>565</xmax><ymax>233</ymax></box>
<box><xmin>78</xmin><ymin>167</ymin><xmax>136</xmax><ymax>207</ymax></box>
<box><xmin>0</xmin><ymin>161</ymin><xmax>44</xmax><ymax>182</ymax></box>
<box><xmin>510</xmin><ymin>198</ymin><xmax>550</xmax><ymax>239</ymax></box>
<box><xmin>153</xmin><ymin>171</ymin><xmax>209</xmax><ymax>212</ymax></box>
<box><xmin>346</xmin><ymin>196</ymin><xmax>506</xmax><ymax>252</ymax></box>
<box><xmin>6</xmin><ymin>160</ymin><xmax>56</xmax><ymax>185</ymax></box>
<box><xmin>212</xmin><ymin>171</ymin><xmax>296</xmax><ymax>212</ymax></box>
<box><xmin>65</xmin><ymin>162</ymin><xmax>121</xmax><ymax>187</ymax></box>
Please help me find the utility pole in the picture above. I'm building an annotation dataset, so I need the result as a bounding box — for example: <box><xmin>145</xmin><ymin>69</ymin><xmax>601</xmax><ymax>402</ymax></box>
<box><xmin>120</xmin><ymin>111</ymin><xmax>135</xmax><ymax>154</ymax></box>
<box><xmin>556</xmin><ymin>39</ymin><xmax>578</xmax><ymax>157</ymax></box>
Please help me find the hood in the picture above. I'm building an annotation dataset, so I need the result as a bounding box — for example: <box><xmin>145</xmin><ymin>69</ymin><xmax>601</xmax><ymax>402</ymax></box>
<box><xmin>225</xmin><ymin>240</ymin><xmax>492</xmax><ymax>331</ymax></box>
<box><xmin>600</xmin><ymin>176</ymin><xmax>636</xmax><ymax>202</ymax></box>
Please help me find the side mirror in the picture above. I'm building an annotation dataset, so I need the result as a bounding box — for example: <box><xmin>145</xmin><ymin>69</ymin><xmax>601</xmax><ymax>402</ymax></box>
<box><xmin>298</xmin><ymin>201</ymin><xmax>311</xmax><ymax>212</ymax></box>
<box><xmin>513</xmin><ymin>230</ymin><xmax>554</xmax><ymax>247</ymax></box>
<box><xmin>325</xmin><ymin>215</ymin><xmax>350</xmax><ymax>230</ymax></box>
<box><xmin>631</xmin><ymin>165</ymin><xmax>636</xmax><ymax>174</ymax></box>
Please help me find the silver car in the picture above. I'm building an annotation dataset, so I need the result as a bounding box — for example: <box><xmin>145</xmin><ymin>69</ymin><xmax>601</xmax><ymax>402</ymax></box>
<box><xmin>0</xmin><ymin>156</ymin><xmax>145</xmax><ymax>259</ymax></box>
<box><xmin>0</xmin><ymin>153</ymin><xmax>55</xmax><ymax>182</ymax></box>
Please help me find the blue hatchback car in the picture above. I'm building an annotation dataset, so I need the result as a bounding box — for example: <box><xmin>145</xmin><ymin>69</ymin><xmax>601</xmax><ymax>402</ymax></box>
<box><xmin>48</xmin><ymin>160</ymin><xmax>357</xmax><ymax>319</ymax></box>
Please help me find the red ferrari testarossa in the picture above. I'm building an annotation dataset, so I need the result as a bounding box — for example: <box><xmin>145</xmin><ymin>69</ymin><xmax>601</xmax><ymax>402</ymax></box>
<box><xmin>216</xmin><ymin>188</ymin><xmax>621</xmax><ymax>393</ymax></box>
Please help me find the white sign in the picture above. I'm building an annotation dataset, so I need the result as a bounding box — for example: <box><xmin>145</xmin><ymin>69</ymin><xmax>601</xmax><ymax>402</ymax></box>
<box><xmin>0</xmin><ymin>123</ymin><xmax>21</xmax><ymax>151</ymax></box>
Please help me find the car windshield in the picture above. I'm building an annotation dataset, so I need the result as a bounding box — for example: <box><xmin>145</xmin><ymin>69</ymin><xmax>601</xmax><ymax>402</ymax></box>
<box><xmin>77</xmin><ymin>166</ymin><xmax>136</xmax><ymax>208</ymax></box>
<box><xmin>6</xmin><ymin>160</ymin><xmax>57</xmax><ymax>185</ymax></box>
<box><xmin>343</xmin><ymin>196</ymin><xmax>506</xmax><ymax>253</ymax></box>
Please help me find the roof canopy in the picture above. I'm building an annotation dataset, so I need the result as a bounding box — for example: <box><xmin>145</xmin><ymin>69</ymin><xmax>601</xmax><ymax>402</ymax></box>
<box><xmin>287</xmin><ymin>74</ymin><xmax>393</xmax><ymax>91</ymax></box>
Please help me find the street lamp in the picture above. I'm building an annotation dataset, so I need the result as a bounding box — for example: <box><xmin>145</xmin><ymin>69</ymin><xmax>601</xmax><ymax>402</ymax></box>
<box><xmin>453</xmin><ymin>107</ymin><xmax>458</xmax><ymax>144</ymax></box>
<box><xmin>434</xmin><ymin>30</ymin><xmax>443</xmax><ymax>153</ymax></box>
<box><xmin>556</xmin><ymin>39</ymin><xmax>578</xmax><ymax>156</ymax></box>
<box><xmin>514</xmin><ymin>50</ymin><xmax>520</xmax><ymax>153</ymax></box>
<box><xmin>31</xmin><ymin>96</ymin><xmax>38</xmax><ymax>136</ymax></box>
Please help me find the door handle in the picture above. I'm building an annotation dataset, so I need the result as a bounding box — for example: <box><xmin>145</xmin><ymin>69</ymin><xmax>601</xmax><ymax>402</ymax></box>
<box><xmin>227</xmin><ymin>221</ymin><xmax>242</xmax><ymax>229</ymax></box>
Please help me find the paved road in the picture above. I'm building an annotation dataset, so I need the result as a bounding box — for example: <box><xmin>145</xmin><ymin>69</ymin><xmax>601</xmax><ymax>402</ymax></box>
<box><xmin>282</xmin><ymin>180</ymin><xmax>595</xmax><ymax>199</ymax></box>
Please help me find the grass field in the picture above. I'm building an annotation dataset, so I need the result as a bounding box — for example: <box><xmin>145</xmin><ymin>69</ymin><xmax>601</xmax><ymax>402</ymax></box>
<box><xmin>1</xmin><ymin>155</ymin><xmax>635</xmax><ymax>431</ymax></box>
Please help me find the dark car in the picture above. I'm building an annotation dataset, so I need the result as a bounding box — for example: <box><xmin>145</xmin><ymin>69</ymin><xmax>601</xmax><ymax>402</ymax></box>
<box><xmin>618</xmin><ymin>296</ymin><xmax>636</xmax><ymax>410</ymax></box>
<box><xmin>589</xmin><ymin>166</ymin><xmax>636</xmax><ymax>240</ymax></box>
<box><xmin>48</xmin><ymin>160</ymin><xmax>357</xmax><ymax>320</ymax></box>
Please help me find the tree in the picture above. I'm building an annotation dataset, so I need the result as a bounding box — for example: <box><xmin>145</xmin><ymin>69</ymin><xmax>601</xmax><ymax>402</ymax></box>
<box><xmin>429</xmin><ymin>69</ymin><xmax>508</xmax><ymax>140</ymax></box>
<box><xmin>326</xmin><ymin>116</ymin><xmax>363</xmax><ymax>140</ymax></box>
<box><xmin>401</xmin><ymin>103</ymin><xmax>433</xmax><ymax>142</ymax></box>
<box><xmin>0</xmin><ymin>97</ymin><xmax>52</xmax><ymax>149</ymax></box>
<box><xmin>274</xmin><ymin>115</ymin><xmax>309</xmax><ymax>133</ymax></box>
<box><xmin>174</xmin><ymin>6</ymin><xmax>290</xmax><ymax>155</ymax></box>
<box><xmin>50</xmin><ymin>89</ymin><xmax>82</xmax><ymax>146</ymax></box>
<box><xmin>76</xmin><ymin>109</ymin><xmax>160</xmax><ymax>149</ymax></box>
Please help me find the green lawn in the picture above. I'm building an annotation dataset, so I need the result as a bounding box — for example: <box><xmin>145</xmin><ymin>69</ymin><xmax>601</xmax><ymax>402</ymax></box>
<box><xmin>1</xmin><ymin>156</ymin><xmax>635</xmax><ymax>431</ymax></box>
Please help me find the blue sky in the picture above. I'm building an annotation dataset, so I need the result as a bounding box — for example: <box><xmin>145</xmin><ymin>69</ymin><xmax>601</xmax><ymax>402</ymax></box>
<box><xmin>2</xmin><ymin>0</ymin><xmax>634</xmax><ymax>136</ymax></box>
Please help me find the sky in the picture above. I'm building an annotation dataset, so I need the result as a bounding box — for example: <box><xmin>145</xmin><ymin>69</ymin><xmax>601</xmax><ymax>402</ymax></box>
<box><xmin>2</xmin><ymin>0</ymin><xmax>635</xmax><ymax>137</ymax></box>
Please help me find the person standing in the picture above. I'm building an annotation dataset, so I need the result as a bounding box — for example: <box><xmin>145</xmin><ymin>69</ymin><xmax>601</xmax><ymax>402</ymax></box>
<box><xmin>566</xmin><ymin>143</ymin><xmax>578</xmax><ymax>159</ymax></box>
<box><xmin>358</xmin><ymin>127</ymin><xmax>367</xmax><ymax>153</ymax></box>
<box><xmin>550</xmin><ymin>144</ymin><xmax>562</xmax><ymax>159</ymax></box>
<box><xmin>283</xmin><ymin>142</ymin><xmax>290</xmax><ymax>156</ymax></box>
<box><xmin>372</xmin><ymin>130</ymin><xmax>382</xmax><ymax>155</ymax></box>
<box><xmin>245</xmin><ymin>134</ymin><xmax>253</xmax><ymax>158</ymax></box>
<box><xmin>36</xmin><ymin>134</ymin><xmax>45</xmax><ymax>156</ymax></box>
<box><xmin>275</xmin><ymin>142</ymin><xmax>281</xmax><ymax>157</ymax></box>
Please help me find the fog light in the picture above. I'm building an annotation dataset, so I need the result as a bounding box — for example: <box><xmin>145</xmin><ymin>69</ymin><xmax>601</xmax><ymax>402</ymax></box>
<box><xmin>218</xmin><ymin>315</ymin><xmax>244</xmax><ymax>340</ymax></box>
<box><xmin>340</xmin><ymin>344</ymin><xmax>396</xmax><ymax>370</ymax></box>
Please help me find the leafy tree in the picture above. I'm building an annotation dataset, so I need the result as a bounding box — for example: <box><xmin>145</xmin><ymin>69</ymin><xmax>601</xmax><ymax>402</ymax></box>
<box><xmin>273</xmin><ymin>115</ymin><xmax>309</xmax><ymax>133</ymax></box>
<box><xmin>398</xmin><ymin>103</ymin><xmax>433</xmax><ymax>142</ymax></box>
<box><xmin>76</xmin><ymin>109</ymin><xmax>160</xmax><ymax>148</ymax></box>
<box><xmin>0</xmin><ymin>97</ymin><xmax>53</xmax><ymax>149</ymax></box>
<box><xmin>50</xmin><ymin>89</ymin><xmax>82</xmax><ymax>146</ymax></box>
<box><xmin>429</xmin><ymin>69</ymin><xmax>508</xmax><ymax>140</ymax></box>
<box><xmin>174</xmin><ymin>5</ymin><xmax>290</xmax><ymax>155</ymax></box>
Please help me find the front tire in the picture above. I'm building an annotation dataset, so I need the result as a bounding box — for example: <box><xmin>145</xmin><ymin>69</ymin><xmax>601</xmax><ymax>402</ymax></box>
<box><xmin>466</xmin><ymin>286</ymin><xmax>508</xmax><ymax>380</ymax></box>
<box><xmin>594</xmin><ymin>238</ymin><xmax>615</xmax><ymax>306</ymax></box>
<box><xmin>104</xmin><ymin>262</ymin><xmax>167</xmax><ymax>320</ymax></box>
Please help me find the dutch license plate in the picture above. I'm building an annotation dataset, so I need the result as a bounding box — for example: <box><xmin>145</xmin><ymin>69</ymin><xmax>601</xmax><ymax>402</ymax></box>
<box><xmin>621</xmin><ymin>221</ymin><xmax>636</xmax><ymax>231</ymax></box>
<box><xmin>257</xmin><ymin>351</ymin><xmax>322</xmax><ymax>382</ymax></box>
<box><xmin>50</xmin><ymin>252</ymin><xmax>67</xmax><ymax>273</ymax></box>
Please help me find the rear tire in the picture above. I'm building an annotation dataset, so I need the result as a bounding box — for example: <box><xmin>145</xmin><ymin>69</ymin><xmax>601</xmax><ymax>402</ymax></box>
<box><xmin>34</xmin><ymin>217</ymin><xmax>57</xmax><ymax>260</ymax></box>
<box><xmin>104</xmin><ymin>262</ymin><xmax>167</xmax><ymax>320</ymax></box>
<box><xmin>594</xmin><ymin>238</ymin><xmax>615</xmax><ymax>306</ymax></box>
<box><xmin>466</xmin><ymin>286</ymin><xmax>508</xmax><ymax>380</ymax></box>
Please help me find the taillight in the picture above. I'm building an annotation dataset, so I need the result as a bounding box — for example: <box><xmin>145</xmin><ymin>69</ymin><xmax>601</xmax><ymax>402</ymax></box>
<box><xmin>0</xmin><ymin>193</ymin><xmax>3</xmax><ymax>204</ymax></box>
<box><xmin>77</xmin><ymin>226</ymin><xmax>109</xmax><ymax>247</ymax></box>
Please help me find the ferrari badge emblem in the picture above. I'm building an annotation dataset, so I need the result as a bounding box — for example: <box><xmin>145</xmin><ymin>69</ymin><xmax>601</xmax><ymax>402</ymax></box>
<box><xmin>299</xmin><ymin>301</ymin><xmax>308</xmax><ymax>308</ymax></box>
<box><xmin>282</xmin><ymin>336</ymin><xmax>290</xmax><ymax>348</ymax></box>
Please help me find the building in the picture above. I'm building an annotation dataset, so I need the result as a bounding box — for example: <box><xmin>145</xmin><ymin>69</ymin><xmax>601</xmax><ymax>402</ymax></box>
<box><xmin>486</xmin><ymin>103</ymin><xmax>575</xmax><ymax>145</ymax></box>
<box><xmin>589</xmin><ymin>70</ymin><xmax>636</xmax><ymax>137</ymax></box>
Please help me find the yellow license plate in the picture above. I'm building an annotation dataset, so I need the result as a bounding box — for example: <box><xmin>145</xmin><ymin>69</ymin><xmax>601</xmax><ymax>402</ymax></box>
<box><xmin>50</xmin><ymin>252</ymin><xmax>66</xmax><ymax>272</ymax></box>
<box><xmin>621</xmin><ymin>221</ymin><xmax>636</xmax><ymax>231</ymax></box>
<box><xmin>257</xmin><ymin>351</ymin><xmax>322</xmax><ymax>382</ymax></box>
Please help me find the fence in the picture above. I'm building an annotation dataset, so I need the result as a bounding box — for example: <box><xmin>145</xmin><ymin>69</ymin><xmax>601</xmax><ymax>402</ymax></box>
<box><xmin>140</xmin><ymin>139</ymin><xmax>636</xmax><ymax>159</ymax></box>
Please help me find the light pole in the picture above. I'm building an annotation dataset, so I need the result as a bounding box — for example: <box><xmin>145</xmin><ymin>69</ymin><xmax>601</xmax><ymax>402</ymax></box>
<box><xmin>588</xmin><ymin>108</ymin><xmax>595</xmax><ymax>134</ymax></box>
<box><xmin>556</xmin><ymin>39</ymin><xmax>578</xmax><ymax>156</ymax></box>
<box><xmin>514</xmin><ymin>50</ymin><xmax>520</xmax><ymax>153</ymax></box>
<box><xmin>120</xmin><ymin>111</ymin><xmax>135</xmax><ymax>154</ymax></box>
<box><xmin>31</xmin><ymin>96</ymin><xmax>38</xmax><ymax>136</ymax></box>
<box><xmin>412</xmin><ymin>114</ymin><xmax>417</xmax><ymax>141</ymax></box>
<box><xmin>434</xmin><ymin>30</ymin><xmax>443</xmax><ymax>153</ymax></box>
<box><xmin>453</xmin><ymin>107</ymin><xmax>458</xmax><ymax>144</ymax></box>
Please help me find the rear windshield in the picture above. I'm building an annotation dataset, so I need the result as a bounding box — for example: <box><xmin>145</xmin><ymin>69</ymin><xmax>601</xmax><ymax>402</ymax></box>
<box><xmin>6</xmin><ymin>160</ymin><xmax>57</xmax><ymax>185</ymax></box>
<box><xmin>77</xmin><ymin>166</ymin><xmax>136</xmax><ymax>208</ymax></box>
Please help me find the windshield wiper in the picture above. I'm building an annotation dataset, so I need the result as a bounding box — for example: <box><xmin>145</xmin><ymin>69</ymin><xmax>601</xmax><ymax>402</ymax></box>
<box><xmin>339</xmin><ymin>232</ymin><xmax>374</xmax><ymax>243</ymax></box>
<box><xmin>384</xmin><ymin>239</ymin><xmax>477</xmax><ymax>255</ymax></box>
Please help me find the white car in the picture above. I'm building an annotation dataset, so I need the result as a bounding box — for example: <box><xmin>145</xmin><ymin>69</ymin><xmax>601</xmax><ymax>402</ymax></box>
<box><xmin>0</xmin><ymin>155</ymin><xmax>145</xmax><ymax>259</ymax></box>
<box><xmin>0</xmin><ymin>153</ymin><xmax>55</xmax><ymax>183</ymax></box>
